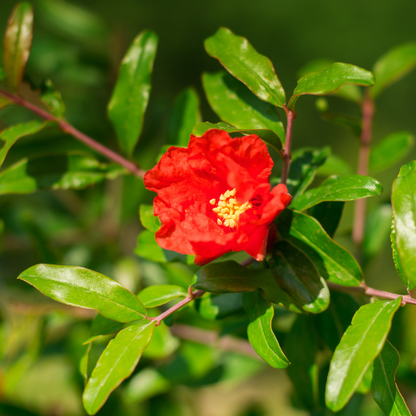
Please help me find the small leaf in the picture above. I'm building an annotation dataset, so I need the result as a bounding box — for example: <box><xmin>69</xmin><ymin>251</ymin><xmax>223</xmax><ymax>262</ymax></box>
<box><xmin>40</xmin><ymin>79</ymin><xmax>66</xmax><ymax>118</ymax></box>
<box><xmin>325</xmin><ymin>298</ymin><xmax>402</xmax><ymax>412</ymax></box>
<box><xmin>83</xmin><ymin>314</ymin><xmax>125</xmax><ymax>345</ymax></box>
<box><xmin>193</xmin><ymin>121</ymin><xmax>283</xmax><ymax>154</ymax></box>
<box><xmin>167</xmin><ymin>87</ymin><xmax>201</xmax><ymax>146</ymax></box>
<box><xmin>197</xmin><ymin>292</ymin><xmax>243</xmax><ymax>320</ymax></box>
<box><xmin>369</xmin><ymin>132</ymin><xmax>414</xmax><ymax>174</ymax></box>
<box><xmin>243</xmin><ymin>290</ymin><xmax>289</xmax><ymax>368</ymax></box>
<box><xmin>138</xmin><ymin>285</ymin><xmax>187</xmax><ymax>308</ymax></box>
<box><xmin>372</xmin><ymin>42</ymin><xmax>416</xmax><ymax>98</ymax></box>
<box><xmin>0</xmin><ymin>120</ymin><xmax>47</xmax><ymax>168</ymax></box>
<box><xmin>204</xmin><ymin>27</ymin><xmax>285</xmax><ymax>107</ymax></box>
<box><xmin>267</xmin><ymin>241</ymin><xmax>330</xmax><ymax>314</ymax></box>
<box><xmin>0</xmin><ymin>153</ymin><xmax>125</xmax><ymax>195</ymax></box>
<box><xmin>291</xmin><ymin>175</ymin><xmax>383</xmax><ymax>212</ymax></box>
<box><xmin>286</xmin><ymin>315</ymin><xmax>319</xmax><ymax>410</ymax></box>
<box><xmin>288</xmin><ymin>63</ymin><xmax>374</xmax><ymax>110</ymax></box>
<box><xmin>3</xmin><ymin>2</ymin><xmax>34</xmax><ymax>92</ymax></box>
<box><xmin>277</xmin><ymin>210</ymin><xmax>362</xmax><ymax>287</ymax></box>
<box><xmin>108</xmin><ymin>31</ymin><xmax>158</xmax><ymax>155</ymax></box>
<box><xmin>371</xmin><ymin>340</ymin><xmax>411</xmax><ymax>415</ymax></box>
<box><xmin>391</xmin><ymin>163</ymin><xmax>416</xmax><ymax>290</ymax></box>
<box><xmin>202</xmin><ymin>71</ymin><xmax>285</xmax><ymax>142</ymax></box>
<box><xmin>309</xmin><ymin>201</ymin><xmax>345</xmax><ymax>238</ymax></box>
<box><xmin>139</xmin><ymin>204</ymin><xmax>160</xmax><ymax>232</ymax></box>
<box><xmin>18</xmin><ymin>264</ymin><xmax>146</xmax><ymax>322</ymax></box>
<box><xmin>83</xmin><ymin>320</ymin><xmax>155</xmax><ymax>415</ymax></box>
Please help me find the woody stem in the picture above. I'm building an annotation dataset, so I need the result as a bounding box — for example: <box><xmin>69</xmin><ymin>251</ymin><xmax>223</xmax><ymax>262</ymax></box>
<box><xmin>0</xmin><ymin>88</ymin><xmax>145</xmax><ymax>178</ymax></box>
<box><xmin>281</xmin><ymin>109</ymin><xmax>295</xmax><ymax>185</ymax></box>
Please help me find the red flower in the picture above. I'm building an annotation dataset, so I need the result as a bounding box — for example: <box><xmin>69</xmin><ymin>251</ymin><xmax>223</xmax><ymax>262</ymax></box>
<box><xmin>144</xmin><ymin>129</ymin><xmax>292</xmax><ymax>266</ymax></box>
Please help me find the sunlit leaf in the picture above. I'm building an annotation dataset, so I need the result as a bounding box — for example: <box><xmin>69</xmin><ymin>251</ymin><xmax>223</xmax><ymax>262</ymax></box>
<box><xmin>40</xmin><ymin>79</ymin><xmax>66</xmax><ymax>118</ymax></box>
<box><xmin>138</xmin><ymin>285</ymin><xmax>187</xmax><ymax>308</ymax></box>
<box><xmin>139</xmin><ymin>204</ymin><xmax>160</xmax><ymax>233</ymax></box>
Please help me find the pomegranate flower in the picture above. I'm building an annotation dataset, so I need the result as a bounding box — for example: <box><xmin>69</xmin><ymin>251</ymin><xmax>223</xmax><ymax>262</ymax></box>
<box><xmin>144</xmin><ymin>129</ymin><xmax>292</xmax><ymax>266</ymax></box>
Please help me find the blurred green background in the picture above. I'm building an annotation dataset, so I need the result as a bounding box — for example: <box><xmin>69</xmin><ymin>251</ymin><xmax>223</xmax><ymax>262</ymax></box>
<box><xmin>1</xmin><ymin>0</ymin><xmax>416</xmax><ymax>415</ymax></box>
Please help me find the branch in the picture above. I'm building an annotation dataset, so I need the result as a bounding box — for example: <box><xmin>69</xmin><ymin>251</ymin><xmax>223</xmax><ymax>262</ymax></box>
<box><xmin>352</xmin><ymin>89</ymin><xmax>374</xmax><ymax>248</ymax></box>
<box><xmin>0</xmin><ymin>88</ymin><xmax>145</xmax><ymax>178</ymax></box>
<box><xmin>280</xmin><ymin>109</ymin><xmax>295</xmax><ymax>185</ymax></box>
<box><xmin>327</xmin><ymin>281</ymin><xmax>416</xmax><ymax>306</ymax></box>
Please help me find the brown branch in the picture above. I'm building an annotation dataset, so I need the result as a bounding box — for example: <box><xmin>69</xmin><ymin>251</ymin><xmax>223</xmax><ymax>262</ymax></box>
<box><xmin>0</xmin><ymin>87</ymin><xmax>145</xmax><ymax>178</ymax></box>
<box><xmin>280</xmin><ymin>109</ymin><xmax>296</xmax><ymax>185</ymax></box>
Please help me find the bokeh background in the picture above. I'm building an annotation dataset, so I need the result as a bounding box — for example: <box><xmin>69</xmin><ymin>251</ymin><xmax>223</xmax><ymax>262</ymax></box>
<box><xmin>1</xmin><ymin>0</ymin><xmax>416</xmax><ymax>415</ymax></box>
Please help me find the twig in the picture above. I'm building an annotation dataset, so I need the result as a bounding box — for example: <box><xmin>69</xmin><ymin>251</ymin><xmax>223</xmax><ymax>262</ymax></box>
<box><xmin>352</xmin><ymin>89</ymin><xmax>374</xmax><ymax>248</ymax></box>
<box><xmin>280</xmin><ymin>109</ymin><xmax>295</xmax><ymax>185</ymax></box>
<box><xmin>327</xmin><ymin>281</ymin><xmax>416</xmax><ymax>306</ymax></box>
<box><xmin>0</xmin><ymin>87</ymin><xmax>145</xmax><ymax>178</ymax></box>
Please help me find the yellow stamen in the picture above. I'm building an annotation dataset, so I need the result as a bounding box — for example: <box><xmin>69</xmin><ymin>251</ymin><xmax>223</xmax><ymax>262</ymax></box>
<box><xmin>211</xmin><ymin>188</ymin><xmax>252</xmax><ymax>229</ymax></box>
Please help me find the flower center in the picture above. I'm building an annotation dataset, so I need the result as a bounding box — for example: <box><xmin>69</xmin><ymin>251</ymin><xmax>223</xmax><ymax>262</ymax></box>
<box><xmin>209</xmin><ymin>188</ymin><xmax>252</xmax><ymax>228</ymax></box>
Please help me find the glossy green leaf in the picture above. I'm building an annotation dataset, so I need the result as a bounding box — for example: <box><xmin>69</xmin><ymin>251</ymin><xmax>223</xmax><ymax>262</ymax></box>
<box><xmin>108</xmin><ymin>31</ymin><xmax>158</xmax><ymax>155</ymax></box>
<box><xmin>205</xmin><ymin>27</ymin><xmax>285</xmax><ymax>107</ymax></box>
<box><xmin>167</xmin><ymin>87</ymin><xmax>201</xmax><ymax>146</ymax></box>
<box><xmin>291</xmin><ymin>175</ymin><xmax>383</xmax><ymax>212</ymax></box>
<box><xmin>288</xmin><ymin>63</ymin><xmax>374</xmax><ymax>110</ymax></box>
<box><xmin>3</xmin><ymin>2</ymin><xmax>33</xmax><ymax>92</ymax></box>
<box><xmin>325</xmin><ymin>298</ymin><xmax>402</xmax><ymax>412</ymax></box>
<box><xmin>391</xmin><ymin>162</ymin><xmax>416</xmax><ymax>290</ymax></box>
<box><xmin>139</xmin><ymin>204</ymin><xmax>160</xmax><ymax>232</ymax></box>
<box><xmin>193</xmin><ymin>121</ymin><xmax>283</xmax><ymax>154</ymax></box>
<box><xmin>316</xmin><ymin>154</ymin><xmax>354</xmax><ymax>177</ymax></box>
<box><xmin>309</xmin><ymin>201</ymin><xmax>345</xmax><ymax>238</ymax></box>
<box><xmin>83</xmin><ymin>320</ymin><xmax>155</xmax><ymax>415</ymax></box>
<box><xmin>40</xmin><ymin>79</ymin><xmax>65</xmax><ymax>118</ymax></box>
<box><xmin>267</xmin><ymin>241</ymin><xmax>330</xmax><ymax>314</ymax></box>
<box><xmin>83</xmin><ymin>314</ymin><xmax>124</xmax><ymax>345</ymax></box>
<box><xmin>286</xmin><ymin>315</ymin><xmax>319</xmax><ymax>410</ymax></box>
<box><xmin>371</xmin><ymin>340</ymin><xmax>411</xmax><ymax>415</ymax></box>
<box><xmin>298</xmin><ymin>58</ymin><xmax>363</xmax><ymax>104</ymax></box>
<box><xmin>0</xmin><ymin>120</ymin><xmax>47</xmax><ymax>168</ymax></box>
<box><xmin>202</xmin><ymin>71</ymin><xmax>285</xmax><ymax>143</ymax></box>
<box><xmin>197</xmin><ymin>292</ymin><xmax>243</xmax><ymax>320</ymax></box>
<box><xmin>138</xmin><ymin>285</ymin><xmax>187</xmax><ymax>308</ymax></box>
<box><xmin>286</xmin><ymin>147</ymin><xmax>330</xmax><ymax>198</ymax></box>
<box><xmin>277</xmin><ymin>210</ymin><xmax>362</xmax><ymax>286</ymax></box>
<box><xmin>363</xmin><ymin>204</ymin><xmax>392</xmax><ymax>264</ymax></box>
<box><xmin>391</xmin><ymin>219</ymin><xmax>411</xmax><ymax>290</ymax></box>
<box><xmin>372</xmin><ymin>42</ymin><xmax>416</xmax><ymax>98</ymax></box>
<box><xmin>369</xmin><ymin>132</ymin><xmax>414</xmax><ymax>174</ymax></box>
<box><xmin>243</xmin><ymin>290</ymin><xmax>289</xmax><ymax>368</ymax></box>
<box><xmin>0</xmin><ymin>153</ymin><xmax>125</xmax><ymax>195</ymax></box>
<box><xmin>18</xmin><ymin>264</ymin><xmax>146</xmax><ymax>322</ymax></box>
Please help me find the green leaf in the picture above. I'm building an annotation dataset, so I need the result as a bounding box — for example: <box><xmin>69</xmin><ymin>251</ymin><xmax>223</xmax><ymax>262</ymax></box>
<box><xmin>243</xmin><ymin>290</ymin><xmax>289</xmax><ymax>368</ymax></box>
<box><xmin>316</xmin><ymin>154</ymin><xmax>354</xmax><ymax>177</ymax></box>
<box><xmin>138</xmin><ymin>285</ymin><xmax>187</xmax><ymax>308</ymax></box>
<box><xmin>298</xmin><ymin>58</ymin><xmax>363</xmax><ymax>104</ymax></box>
<box><xmin>0</xmin><ymin>96</ymin><xmax>13</xmax><ymax>110</ymax></box>
<box><xmin>309</xmin><ymin>200</ymin><xmax>345</xmax><ymax>238</ymax></box>
<box><xmin>108</xmin><ymin>31</ymin><xmax>158</xmax><ymax>155</ymax></box>
<box><xmin>371</xmin><ymin>340</ymin><xmax>411</xmax><ymax>416</ymax></box>
<box><xmin>83</xmin><ymin>320</ymin><xmax>155</xmax><ymax>415</ymax></box>
<box><xmin>325</xmin><ymin>298</ymin><xmax>402</xmax><ymax>412</ymax></box>
<box><xmin>40</xmin><ymin>79</ymin><xmax>66</xmax><ymax>118</ymax></box>
<box><xmin>139</xmin><ymin>204</ymin><xmax>160</xmax><ymax>232</ymax></box>
<box><xmin>204</xmin><ymin>27</ymin><xmax>285</xmax><ymax>107</ymax></box>
<box><xmin>83</xmin><ymin>314</ymin><xmax>125</xmax><ymax>345</ymax></box>
<box><xmin>391</xmin><ymin>218</ymin><xmax>411</xmax><ymax>291</ymax></box>
<box><xmin>277</xmin><ymin>210</ymin><xmax>362</xmax><ymax>286</ymax></box>
<box><xmin>202</xmin><ymin>71</ymin><xmax>285</xmax><ymax>143</ymax></box>
<box><xmin>288</xmin><ymin>63</ymin><xmax>374</xmax><ymax>110</ymax></box>
<box><xmin>372</xmin><ymin>42</ymin><xmax>416</xmax><ymax>98</ymax></box>
<box><xmin>286</xmin><ymin>147</ymin><xmax>330</xmax><ymax>198</ymax></box>
<box><xmin>192</xmin><ymin>121</ymin><xmax>283</xmax><ymax>154</ymax></box>
<box><xmin>369</xmin><ymin>132</ymin><xmax>414</xmax><ymax>174</ymax></box>
<box><xmin>363</xmin><ymin>204</ymin><xmax>392</xmax><ymax>265</ymax></box>
<box><xmin>167</xmin><ymin>87</ymin><xmax>201</xmax><ymax>146</ymax></box>
<box><xmin>291</xmin><ymin>175</ymin><xmax>383</xmax><ymax>212</ymax></box>
<box><xmin>286</xmin><ymin>315</ymin><xmax>319</xmax><ymax>410</ymax></box>
<box><xmin>391</xmin><ymin>161</ymin><xmax>416</xmax><ymax>290</ymax></box>
<box><xmin>18</xmin><ymin>264</ymin><xmax>146</xmax><ymax>323</ymax></box>
<box><xmin>0</xmin><ymin>120</ymin><xmax>47</xmax><ymax>168</ymax></box>
<box><xmin>267</xmin><ymin>241</ymin><xmax>330</xmax><ymax>314</ymax></box>
<box><xmin>196</xmin><ymin>292</ymin><xmax>243</xmax><ymax>320</ymax></box>
<box><xmin>3</xmin><ymin>2</ymin><xmax>34</xmax><ymax>92</ymax></box>
<box><xmin>0</xmin><ymin>153</ymin><xmax>125</xmax><ymax>195</ymax></box>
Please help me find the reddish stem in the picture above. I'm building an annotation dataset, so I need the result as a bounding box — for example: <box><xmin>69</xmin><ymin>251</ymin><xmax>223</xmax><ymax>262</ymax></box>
<box><xmin>0</xmin><ymin>88</ymin><xmax>145</xmax><ymax>178</ymax></box>
<box><xmin>281</xmin><ymin>110</ymin><xmax>295</xmax><ymax>185</ymax></box>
